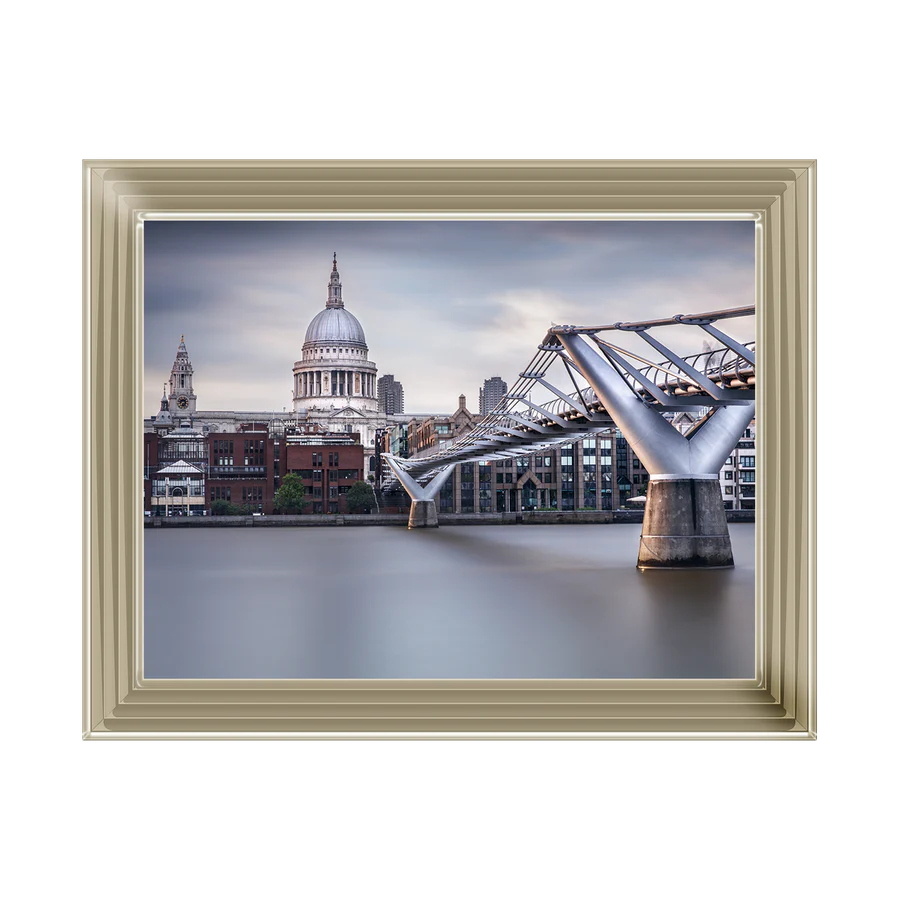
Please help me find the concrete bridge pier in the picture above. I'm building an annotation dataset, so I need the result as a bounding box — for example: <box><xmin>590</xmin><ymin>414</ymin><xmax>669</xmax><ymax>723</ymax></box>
<box><xmin>557</xmin><ymin>331</ymin><xmax>755</xmax><ymax>569</ymax></box>
<box><xmin>383</xmin><ymin>455</ymin><xmax>454</xmax><ymax>529</ymax></box>
<box><xmin>408</xmin><ymin>499</ymin><xmax>440</xmax><ymax>528</ymax></box>
<box><xmin>639</xmin><ymin>476</ymin><xmax>734</xmax><ymax>569</ymax></box>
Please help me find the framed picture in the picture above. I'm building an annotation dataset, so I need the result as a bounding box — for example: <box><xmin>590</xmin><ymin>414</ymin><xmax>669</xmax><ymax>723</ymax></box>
<box><xmin>81</xmin><ymin>153</ymin><xmax>821</xmax><ymax>743</ymax></box>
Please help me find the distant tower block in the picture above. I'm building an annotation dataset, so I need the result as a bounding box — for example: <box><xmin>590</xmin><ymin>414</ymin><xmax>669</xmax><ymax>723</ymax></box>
<box><xmin>377</xmin><ymin>374</ymin><xmax>405</xmax><ymax>415</ymax></box>
<box><xmin>479</xmin><ymin>376</ymin><xmax>508</xmax><ymax>414</ymax></box>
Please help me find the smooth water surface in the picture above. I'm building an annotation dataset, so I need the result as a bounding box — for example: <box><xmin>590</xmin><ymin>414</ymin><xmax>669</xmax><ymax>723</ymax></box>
<box><xmin>144</xmin><ymin>524</ymin><xmax>755</xmax><ymax>679</ymax></box>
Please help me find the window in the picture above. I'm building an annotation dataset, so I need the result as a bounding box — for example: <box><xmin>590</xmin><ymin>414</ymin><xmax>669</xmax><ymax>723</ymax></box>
<box><xmin>725</xmin><ymin>486</ymin><xmax>733</xmax><ymax>495</ymax></box>
<box><xmin>242</xmin><ymin>486</ymin><xmax>263</xmax><ymax>504</ymax></box>
<box><xmin>739</xmin><ymin>470</ymin><xmax>756</xmax><ymax>483</ymax></box>
<box><xmin>440</xmin><ymin>475</ymin><xmax>454</xmax><ymax>512</ymax></box>
<box><xmin>725</xmin><ymin>471</ymin><xmax>733</xmax><ymax>480</ymax></box>
<box><xmin>739</xmin><ymin>456</ymin><xmax>755</xmax><ymax>468</ymax></box>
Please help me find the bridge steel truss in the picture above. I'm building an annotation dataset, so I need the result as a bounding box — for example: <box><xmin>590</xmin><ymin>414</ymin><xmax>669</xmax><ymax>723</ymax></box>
<box><xmin>383</xmin><ymin>306</ymin><xmax>755</xmax><ymax>568</ymax></box>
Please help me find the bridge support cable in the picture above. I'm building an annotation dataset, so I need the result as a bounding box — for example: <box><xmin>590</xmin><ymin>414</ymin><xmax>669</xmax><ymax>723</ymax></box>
<box><xmin>557</xmin><ymin>330</ymin><xmax>755</xmax><ymax>569</ymax></box>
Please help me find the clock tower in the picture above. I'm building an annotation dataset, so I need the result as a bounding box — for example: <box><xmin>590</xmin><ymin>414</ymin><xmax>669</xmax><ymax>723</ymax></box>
<box><xmin>167</xmin><ymin>335</ymin><xmax>197</xmax><ymax>418</ymax></box>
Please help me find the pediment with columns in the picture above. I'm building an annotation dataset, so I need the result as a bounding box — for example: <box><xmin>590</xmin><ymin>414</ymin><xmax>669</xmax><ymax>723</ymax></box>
<box><xmin>326</xmin><ymin>405</ymin><xmax>368</xmax><ymax>419</ymax></box>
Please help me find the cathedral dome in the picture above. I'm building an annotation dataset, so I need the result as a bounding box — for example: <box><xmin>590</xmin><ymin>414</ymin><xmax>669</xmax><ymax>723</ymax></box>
<box><xmin>301</xmin><ymin>253</ymin><xmax>368</xmax><ymax>349</ymax></box>
<box><xmin>292</xmin><ymin>255</ymin><xmax>379</xmax><ymax>418</ymax></box>
<box><xmin>303</xmin><ymin>306</ymin><xmax>367</xmax><ymax>348</ymax></box>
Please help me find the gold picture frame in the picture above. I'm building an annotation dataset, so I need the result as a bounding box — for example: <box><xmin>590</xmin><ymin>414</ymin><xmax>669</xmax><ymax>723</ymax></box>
<box><xmin>83</xmin><ymin>160</ymin><xmax>815</xmax><ymax>739</ymax></box>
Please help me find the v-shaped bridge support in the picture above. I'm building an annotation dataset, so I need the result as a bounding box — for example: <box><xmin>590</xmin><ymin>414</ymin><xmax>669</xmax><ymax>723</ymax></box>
<box><xmin>558</xmin><ymin>333</ymin><xmax>755</xmax><ymax>568</ymax></box>
<box><xmin>383</xmin><ymin>455</ymin><xmax>455</xmax><ymax>528</ymax></box>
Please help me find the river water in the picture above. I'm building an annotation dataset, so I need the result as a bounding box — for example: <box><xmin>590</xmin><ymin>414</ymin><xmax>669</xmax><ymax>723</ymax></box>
<box><xmin>144</xmin><ymin>524</ymin><xmax>755</xmax><ymax>679</ymax></box>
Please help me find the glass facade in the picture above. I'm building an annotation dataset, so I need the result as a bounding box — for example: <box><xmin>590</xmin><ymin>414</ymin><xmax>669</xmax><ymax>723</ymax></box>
<box><xmin>560</xmin><ymin>444</ymin><xmax>575</xmax><ymax>510</ymax></box>
<box><xmin>460</xmin><ymin>463</ymin><xmax>475</xmax><ymax>513</ymax></box>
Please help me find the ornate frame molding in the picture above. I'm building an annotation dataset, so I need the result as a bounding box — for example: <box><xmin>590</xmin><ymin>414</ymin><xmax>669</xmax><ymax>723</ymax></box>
<box><xmin>83</xmin><ymin>160</ymin><xmax>815</xmax><ymax>739</ymax></box>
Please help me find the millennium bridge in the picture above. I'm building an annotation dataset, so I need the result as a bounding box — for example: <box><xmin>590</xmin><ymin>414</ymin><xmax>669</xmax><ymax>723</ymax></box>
<box><xmin>383</xmin><ymin>306</ymin><xmax>756</xmax><ymax>569</ymax></box>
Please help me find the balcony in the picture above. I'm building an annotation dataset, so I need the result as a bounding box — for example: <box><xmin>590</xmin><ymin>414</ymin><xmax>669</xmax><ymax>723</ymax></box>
<box><xmin>208</xmin><ymin>466</ymin><xmax>267</xmax><ymax>477</ymax></box>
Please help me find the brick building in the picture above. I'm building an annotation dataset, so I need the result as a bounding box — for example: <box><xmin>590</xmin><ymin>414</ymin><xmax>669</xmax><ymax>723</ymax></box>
<box><xmin>144</xmin><ymin>420</ymin><xmax>368</xmax><ymax>516</ymax></box>
<box><xmin>284</xmin><ymin>432</ymin><xmax>365</xmax><ymax>514</ymax></box>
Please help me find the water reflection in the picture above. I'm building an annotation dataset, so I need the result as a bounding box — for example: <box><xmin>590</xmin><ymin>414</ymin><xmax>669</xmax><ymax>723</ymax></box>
<box><xmin>144</xmin><ymin>524</ymin><xmax>755</xmax><ymax>679</ymax></box>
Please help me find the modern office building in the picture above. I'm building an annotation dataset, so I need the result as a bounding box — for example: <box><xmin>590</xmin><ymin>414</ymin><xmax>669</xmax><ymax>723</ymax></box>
<box><xmin>478</xmin><ymin>376</ymin><xmax>508</xmax><ymax>415</ymax></box>
<box><xmin>719</xmin><ymin>419</ymin><xmax>756</xmax><ymax>510</ymax></box>
<box><xmin>377</xmin><ymin>374</ymin><xmax>405</xmax><ymax>415</ymax></box>
<box><xmin>381</xmin><ymin>432</ymin><xmax>650</xmax><ymax>514</ymax></box>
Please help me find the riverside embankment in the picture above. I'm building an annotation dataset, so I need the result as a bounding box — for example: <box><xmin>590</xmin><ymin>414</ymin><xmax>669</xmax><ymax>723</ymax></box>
<box><xmin>145</xmin><ymin>509</ymin><xmax>754</xmax><ymax>527</ymax></box>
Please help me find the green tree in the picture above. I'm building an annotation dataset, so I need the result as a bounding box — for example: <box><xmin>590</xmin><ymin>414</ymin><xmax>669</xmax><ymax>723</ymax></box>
<box><xmin>274</xmin><ymin>473</ymin><xmax>308</xmax><ymax>514</ymax></box>
<box><xmin>211</xmin><ymin>498</ymin><xmax>244</xmax><ymax>516</ymax></box>
<box><xmin>346</xmin><ymin>480</ymin><xmax>376</xmax><ymax>514</ymax></box>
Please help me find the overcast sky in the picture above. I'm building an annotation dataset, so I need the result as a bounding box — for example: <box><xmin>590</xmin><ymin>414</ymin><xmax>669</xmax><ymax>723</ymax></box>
<box><xmin>144</xmin><ymin>219</ymin><xmax>755</xmax><ymax>416</ymax></box>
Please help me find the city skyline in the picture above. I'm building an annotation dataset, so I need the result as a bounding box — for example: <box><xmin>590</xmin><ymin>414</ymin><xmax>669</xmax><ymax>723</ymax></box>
<box><xmin>144</xmin><ymin>219</ymin><xmax>755</xmax><ymax>416</ymax></box>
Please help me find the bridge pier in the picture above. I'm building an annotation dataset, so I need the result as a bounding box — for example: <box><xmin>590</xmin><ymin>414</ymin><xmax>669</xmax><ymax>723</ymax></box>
<box><xmin>383</xmin><ymin>455</ymin><xmax>454</xmax><ymax>529</ymax></box>
<box><xmin>557</xmin><ymin>332</ymin><xmax>755</xmax><ymax>569</ymax></box>
<box><xmin>638</xmin><ymin>477</ymin><xmax>733</xmax><ymax>568</ymax></box>
<box><xmin>408</xmin><ymin>499</ymin><xmax>440</xmax><ymax>528</ymax></box>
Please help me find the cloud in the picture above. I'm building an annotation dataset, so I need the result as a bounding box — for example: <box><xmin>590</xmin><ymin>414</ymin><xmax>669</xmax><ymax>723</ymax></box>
<box><xmin>143</xmin><ymin>220</ymin><xmax>755</xmax><ymax>415</ymax></box>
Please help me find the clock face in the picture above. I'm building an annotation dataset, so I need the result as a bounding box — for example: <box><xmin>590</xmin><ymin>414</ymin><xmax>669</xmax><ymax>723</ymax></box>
<box><xmin>177</xmin><ymin>396</ymin><xmax>189</xmax><ymax>410</ymax></box>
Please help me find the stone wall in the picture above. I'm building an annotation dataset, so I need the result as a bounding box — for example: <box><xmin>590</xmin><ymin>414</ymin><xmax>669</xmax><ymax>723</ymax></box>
<box><xmin>145</xmin><ymin>509</ymin><xmax>754</xmax><ymax>528</ymax></box>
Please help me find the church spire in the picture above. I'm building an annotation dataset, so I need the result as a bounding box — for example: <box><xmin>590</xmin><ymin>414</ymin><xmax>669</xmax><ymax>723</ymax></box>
<box><xmin>326</xmin><ymin>253</ymin><xmax>344</xmax><ymax>308</ymax></box>
<box><xmin>168</xmin><ymin>334</ymin><xmax>196</xmax><ymax>415</ymax></box>
<box><xmin>155</xmin><ymin>382</ymin><xmax>174</xmax><ymax>431</ymax></box>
